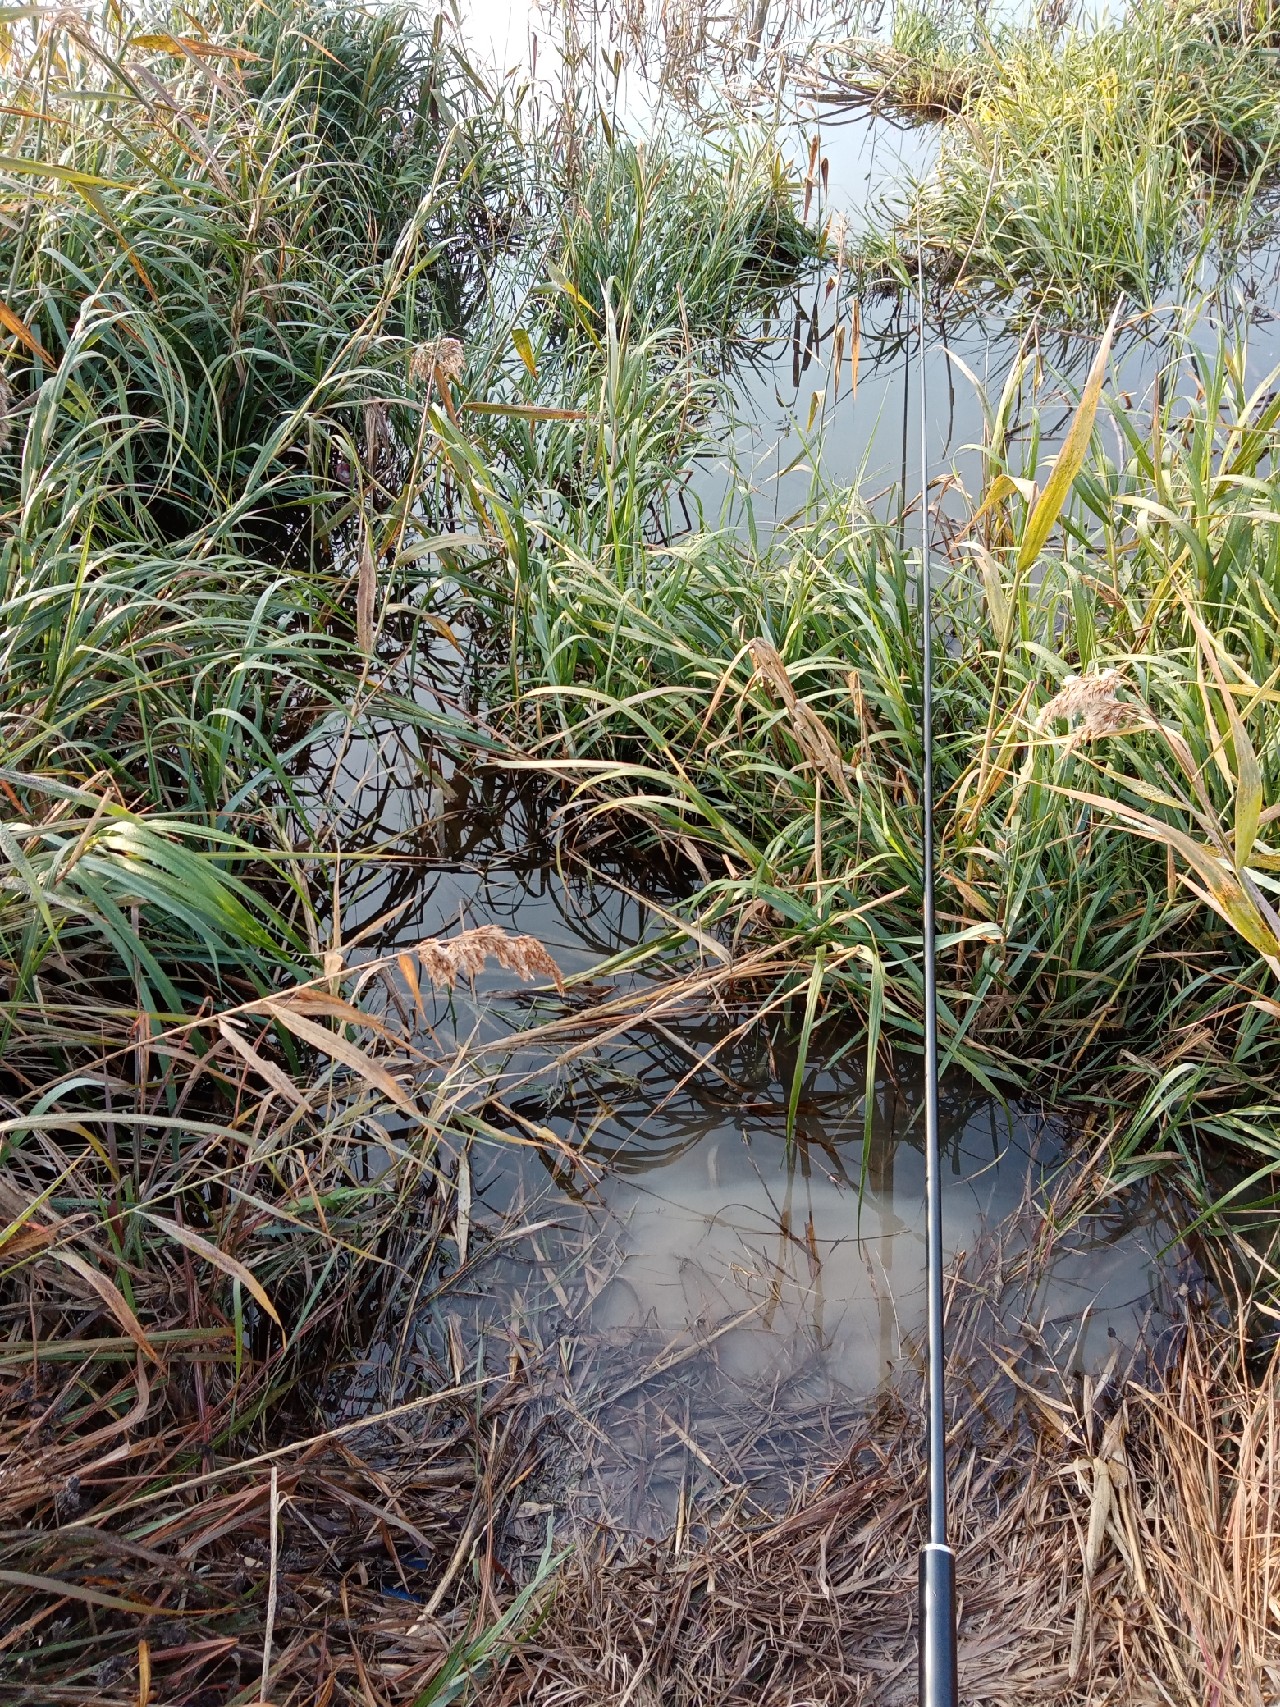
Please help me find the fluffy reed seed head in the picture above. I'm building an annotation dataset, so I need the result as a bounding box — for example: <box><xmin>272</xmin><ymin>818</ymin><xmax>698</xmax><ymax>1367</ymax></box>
<box><xmin>1037</xmin><ymin>668</ymin><xmax>1139</xmax><ymax>740</ymax></box>
<box><xmin>414</xmin><ymin>925</ymin><xmax>564</xmax><ymax>993</ymax></box>
<box><xmin>410</xmin><ymin>336</ymin><xmax>465</xmax><ymax>389</ymax></box>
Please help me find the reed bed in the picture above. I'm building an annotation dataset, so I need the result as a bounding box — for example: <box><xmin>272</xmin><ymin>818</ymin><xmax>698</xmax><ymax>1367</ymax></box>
<box><xmin>0</xmin><ymin>2</ymin><xmax>822</xmax><ymax>1693</ymax></box>
<box><xmin>3</xmin><ymin>0</ymin><xmax>1280</xmax><ymax>1696</ymax></box>
<box><xmin>818</xmin><ymin>0</ymin><xmax>1280</xmax><ymax>322</ymax></box>
<box><xmin>443</xmin><ymin>312</ymin><xmax>1280</xmax><ymax>1233</ymax></box>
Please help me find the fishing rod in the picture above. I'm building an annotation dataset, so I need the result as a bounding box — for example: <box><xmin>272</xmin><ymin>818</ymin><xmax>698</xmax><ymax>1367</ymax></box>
<box><xmin>916</xmin><ymin>250</ymin><xmax>959</xmax><ymax>1707</ymax></box>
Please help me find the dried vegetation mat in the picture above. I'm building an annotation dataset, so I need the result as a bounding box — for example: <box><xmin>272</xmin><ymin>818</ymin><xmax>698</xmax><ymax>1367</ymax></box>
<box><xmin>2</xmin><ymin>935</ymin><xmax>1279</xmax><ymax>1705</ymax></box>
<box><xmin>0</xmin><ymin>934</ymin><xmax>571</xmax><ymax>1706</ymax></box>
<box><xmin>488</xmin><ymin>1281</ymin><xmax>1280</xmax><ymax>1707</ymax></box>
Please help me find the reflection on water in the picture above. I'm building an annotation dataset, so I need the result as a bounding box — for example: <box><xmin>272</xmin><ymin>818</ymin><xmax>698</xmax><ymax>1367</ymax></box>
<box><xmin>585</xmin><ymin>1089</ymin><xmax>1142</xmax><ymax>1400</ymax></box>
<box><xmin>330</xmin><ymin>795</ymin><xmax>1190</xmax><ymax>1537</ymax></box>
<box><xmin>321</xmin><ymin>16</ymin><xmax>1236</xmax><ymax>1537</ymax></box>
<box><xmin>382</xmin><ymin>992</ymin><xmax>1191</xmax><ymax>1538</ymax></box>
<box><xmin>465</xmin><ymin>1036</ymin><xmax>1183</xmax><ymax>1538</ymax></box>
<box><xmin>686</xmin><ymin>94</ymin><xmax>1280</xmax><ymax>538</ymax></box>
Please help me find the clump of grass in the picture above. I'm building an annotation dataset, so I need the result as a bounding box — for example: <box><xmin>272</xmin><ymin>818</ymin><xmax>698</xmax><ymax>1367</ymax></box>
<box><xmin>0</xmin><ymin>1</ymin><xmax>541</xmax><ymax>1693</ymax></box>
<box><xmin>0</xmin><ymin>0</ymin><xmax>537</xmax><ymax>1052</ymax></box>
<box><xmin>440</xmin><ymin>308</ymin><xmax>1280</xmax><ymax>1229</ymax></box>
<box><xmin>0</xmin><ymin>0</ymin><xmax>526</xmax><ymax>535</ymax></box>
<box><xmin>832</xmin><ymin>0</ymin><xmax>1280</xmax><ymax>322</ymax></box>
<box><xmin>552</xmin><ymin>132</ymin><xmax>817</xmax><ymax>346</ymax></box>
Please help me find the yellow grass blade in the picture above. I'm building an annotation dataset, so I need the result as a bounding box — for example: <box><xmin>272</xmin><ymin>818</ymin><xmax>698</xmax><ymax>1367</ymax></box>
<box><xmin>47</xmin><ymin>1248</ymin><xmax>159</xmax><ymax>1363</ymax></box>
<box><xmin>259</xmin><ymin>997</ymin><xmax>422</xmax><ymax>1120</ymax></box>
<box><xmin>0</xmin><ymin>294</ymin><xmax>50</xmax><ymax>361</ymax></box>
<box><xmin>1017</xmin><ymin>301</ymin><xmax>1120</xmax><ymax>572</ymax></box>
<box><xmin>511</xmin><ymin>326</ymin><xmax>538</xmax><ymax>378</ymax></box>
<box><xmin>141</xmin><ymin>1212</ymin><xmax>283</xmax><ymax>1332</ymax></box>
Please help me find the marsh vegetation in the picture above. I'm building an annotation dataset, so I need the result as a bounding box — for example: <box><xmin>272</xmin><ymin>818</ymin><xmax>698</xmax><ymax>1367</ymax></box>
<box><xmin>2</xmin><ymin>0</ymin><xmax>1280</xmax><ymax>1701</ymax></box>
<box><xmin>830</xmin><ymin>0</ymin><xmax>1280</xmax><ymax>318</ymax></box>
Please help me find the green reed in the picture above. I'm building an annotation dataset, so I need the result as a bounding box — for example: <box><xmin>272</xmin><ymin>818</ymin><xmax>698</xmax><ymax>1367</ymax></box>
<box><xmin>831</xmin><ymin>0</ymin><xmax>1280</xmax><ymax>323</ymax></box>
<box><xmin>437</xmin><ymin>303</ymin><xmax>1280</xmax><ymax>1232</ymax></box>
<box><xmin>0</xmin><ymin>6</ymin><xmax>820</xmax><ymax>1693</ymax></box>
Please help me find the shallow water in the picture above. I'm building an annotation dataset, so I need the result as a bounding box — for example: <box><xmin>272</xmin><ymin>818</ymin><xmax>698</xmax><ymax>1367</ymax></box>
<box><xmin>461</xmin><ymin>0</ymin><xmax>1280</xmax><ymax>546</ymax></box>
<box><xmin>333</xmin><ymin>782</ymin><xmax>1191</xmax><ymax>1534</ymax></box>
<box><xmin>329</xmin><ymin>3</ymin><xmax>1243</xmax><ymax>1530</ymax></box>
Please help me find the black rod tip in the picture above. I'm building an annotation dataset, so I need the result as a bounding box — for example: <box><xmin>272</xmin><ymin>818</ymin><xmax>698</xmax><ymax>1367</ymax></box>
<box><xmin>918</xmin><ymin>1543</ymin><xmax>958</xmax><ymax>1707</ymax></box>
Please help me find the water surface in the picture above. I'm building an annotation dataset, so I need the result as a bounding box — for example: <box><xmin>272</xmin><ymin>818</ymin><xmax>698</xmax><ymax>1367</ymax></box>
<box><xmin>335</xmin><ymin>798</ymin><xmax>1191</xmax><ymax>1536</ymax></box>
<box><xmin>325</xmin><ymin>2</ymin><xmax>1239</xmax><ymax>1536</ymax></box>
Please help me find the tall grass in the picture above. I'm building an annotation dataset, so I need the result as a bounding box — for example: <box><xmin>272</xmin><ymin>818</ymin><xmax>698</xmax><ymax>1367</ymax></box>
<box><xmin>0</xmin><ymin>1</ymin><xmax>823</xmax><ymax>1695</ymax></box>
<box><xmin>0</xmin><ymin>0</ymin><xmax>533</xmax><ymax>1054</ymax></box>
<box><xmin>830</xmin><ymin>0</ymin><xmax>1280</xmax><ymax>322</ymax></box>
<box><xmin>433</xmin><ymin>309</ymin><xmax>1280</xmax><ymax>1234</ymax></box>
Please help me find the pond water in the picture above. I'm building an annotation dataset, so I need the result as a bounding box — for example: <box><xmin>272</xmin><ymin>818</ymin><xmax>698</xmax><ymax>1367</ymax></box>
<box><xmin>463</xmin><ymin>0</ymin><xmax>1280</xmax><ymax>546</ymax></box>
<box><xmin>334</xmin><ymin>773</ymin><xmax>1194</xmax><ymax>1537</ymax></box>
<box><xmin>329</xmin><ymin>1</ymin><xmax>1249</xmax><ymax>1535</ymax></box>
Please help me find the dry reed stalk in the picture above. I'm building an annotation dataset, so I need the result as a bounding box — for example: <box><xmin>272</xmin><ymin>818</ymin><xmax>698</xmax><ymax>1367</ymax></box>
<box><xmin>0</xmin><ymin>936</ymin><xmax>552</xmax><ymax>1703</ymax></box>
<box><xmin>0</xmin><ymin>1269</ymin><xmax>542</xmax><ymax>1704</ymax></box>
<box><xmin>481</xmin><ymin>1284</ymin><xmax>1280</xmax><ymax>1706</ymax></box>
<box><xmin>748</xmin><ymin>637</ymin><xmax>856</xmax><ymax>802</ymax></box>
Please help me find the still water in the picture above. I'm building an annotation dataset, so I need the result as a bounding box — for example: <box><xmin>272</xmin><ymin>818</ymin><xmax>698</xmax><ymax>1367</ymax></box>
<box><xmin>461</xmin><ymin>0</ymin><xmax>1280</xmax><ymax>544</ymax></box>
<box><xmin>325</xmin><ymin>5</ymin><xmax>1244</xmax><ymax>1530</ymax></box>
<box><xmin>336</xmin><ymin>776</ymin><xmax>1190</xmax><ymax>1536</ymax></box>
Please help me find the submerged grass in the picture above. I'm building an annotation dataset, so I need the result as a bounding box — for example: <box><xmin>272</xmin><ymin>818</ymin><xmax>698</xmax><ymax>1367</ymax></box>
<box><xmin>825</xmin><ymin>0</ymin><xmax>1280</xmax><ymax>322</ymax></box>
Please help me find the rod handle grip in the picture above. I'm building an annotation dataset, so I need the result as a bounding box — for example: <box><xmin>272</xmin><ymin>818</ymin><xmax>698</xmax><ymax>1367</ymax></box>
<box><xmin>918</xmin><ymin>1543</ymin><xmax>958</xmax><ymax>1707</ymax></box>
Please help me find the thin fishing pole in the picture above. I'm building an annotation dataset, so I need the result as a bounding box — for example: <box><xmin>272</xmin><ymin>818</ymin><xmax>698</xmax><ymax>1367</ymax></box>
<box><xmin>916</xmin><ymin>245</ymin><xmax>959</xmax><ymax>1707</ymax></box>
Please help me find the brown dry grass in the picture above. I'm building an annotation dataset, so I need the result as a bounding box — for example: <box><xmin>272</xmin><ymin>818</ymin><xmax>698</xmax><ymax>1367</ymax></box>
<box><xmin>0</xmin><ymin>1359</ymin><xmax>537</xmax><ymax>1705</ymax></box>
<box><xmin>8</xmin><ymin>1276</ymin><xmax>1275</xmax><ymax>1704</ymax></box>
<box><xmin>2</xmin><ymin>940</ymin><xmax>1277</xmax><ymax>1705</ymax></box>
<box><xmin>484</xmin><ymin>1282</ymin><xmax>1280</xmax><ymax>1707</ymax></box>
<box><xmin>0</xmin><ymin>930</ymin><xmax>571</xmax><ymax>1705</ymax></box>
